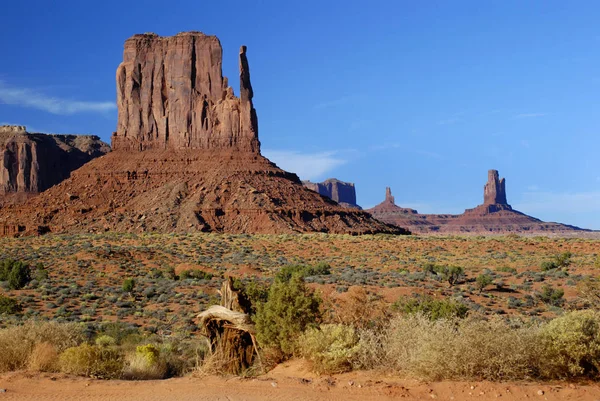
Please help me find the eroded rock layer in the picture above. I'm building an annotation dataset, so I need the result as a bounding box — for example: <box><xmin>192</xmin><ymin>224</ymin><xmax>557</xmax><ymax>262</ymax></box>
<box><xmin>0</xmin><ymin>125</ymin><xmax>110</xmax><ymax>204</ymax></box>
<box><xmin>0</xmin><ymin>32</ymin><xmax>401</xmax><ymax>236</ymax></box>
<box><xmin>302</xmin><ymin>178</ymin><xmax>360</xmax><ymax>209</ymax></box>
<box><xmin>112</xmin><ymin>33</ymin><xmax>259</xmax><ymax>153</ymax></box>
<box><xmin>367</xmin><ymin>171</ymin><xmax>590</xmax><ymax>235</ymax></box>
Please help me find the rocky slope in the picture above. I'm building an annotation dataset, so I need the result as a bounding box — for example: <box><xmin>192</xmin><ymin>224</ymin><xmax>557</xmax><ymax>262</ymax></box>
<box><xmin>367</xmin><ymin>170</ymin><xmax>590</xmax><ymax>234</ymax></box>
<box><xmin>0</xmin><ymin>32</ymin><xmax>402</xmax><ymax>236</ymax></box>
<box><xmin>302</xmin><ymin>178</ymin><xmax>360</xmax><ymax>209</ymax></box>
<box><xmin>0</xmin><ymin>125</ymin><xmax>109</xmax><ymax>205</ymax></box>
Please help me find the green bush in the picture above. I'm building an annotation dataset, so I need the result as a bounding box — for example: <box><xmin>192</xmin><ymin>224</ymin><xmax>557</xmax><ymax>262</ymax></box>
<box><xmin>540</xmin><ymin>310</ymin><xmax>600</xmax><ymax>378</ymax></box>
<box><xmin>122</xmin><ymin>278</ymin><xmax>135</xmax><ymax>293</ymax></box>
<box><xmin>179</xmin><ymin>269</ymin><xmax>213</xmax><ymax>280</ymax></box>
<box><xmin>59</xmin><ymin>344</ymin><xmax>124</xmax><ymax>379</ymax></box>
<box><xmin>393</xmin><ymin>295</ymin><xmax>469</xmax><ymax>320</ymax></box>
<box><xmin>541</xmin><ymin>252</ymin><xmax>572</xmax><ymax>271</ymax></box>
<box><xmin>298</xmin><ymin>324</ymin><xmax>360</xmax><ymax>374</ymax></box>
<box><xmin>434</xmin><ymin>265</ymin><xmax>464</xmax><ymax>287</ymax></box>
<box><xmin>537</xmin><ymin>285</ymin><xmax>564</xmax><ymax>306</ymax></box>
<box><xmin>0</xmin><ymin>295</ymin><xmax>21</xmax><ymax>315</ymax></box>
<box><xmin>0</xmin><ymin>259</ymin><xmax>31</xmax><ymax>290</ymax></box>
<box><xmin>476</xmin><ymin>274</ymin><xmax>493</xmax><ymax>293</ymax></box>
<box><xmin>275</xmin><ymin>263</ymin><xmax>331</xmax><ymax>283</ymax></box>
<box><xmin>255</xmin><ymin>273</ymin><xmax>321</xmax><ymax>357</ymax></box>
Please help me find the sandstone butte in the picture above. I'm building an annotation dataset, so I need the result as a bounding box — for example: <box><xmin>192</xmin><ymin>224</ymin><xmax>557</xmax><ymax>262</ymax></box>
<box><xmin>302</xmin><ymin>178</ymin><xmax>361</xmax><ymax>209</ymax></box>
<box><xmin>0</xmin><ymin>125</ymin><xmax>109</xmax><ymax>206</ymax></box>
<box><xmin>367</xmin><ymin>170</ymin><xmax>591</xmax><ymax>235</ymax></box>
<box><xmin>0</xmin><ymin>32</ymin><xmax>404</xmax><ymax>237</ymax></box>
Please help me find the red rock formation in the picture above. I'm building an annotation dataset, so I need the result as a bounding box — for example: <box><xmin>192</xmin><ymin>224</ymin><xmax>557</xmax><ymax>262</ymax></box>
<box><xmin>0</xmin><ymin>125</ymin><xmax>110</xmax><ymax>204</ymax></box>
<box><xmin>112</xmin><ymin>33</ymin><xmax>259</xmax><ymax>153</ymax></box>
<box><xmin>483</xmin><ymin>169</ymin><xmax>508</xmax><ymax>206</ymax></box>
<box><xmin>302</xmin><ymin>178</ymin><xmax>360</xmax><ymax>209</ymax></box>
<box><xmin>367</xmin><ymin>171</ymin><xmax>591</xmax><ymax>235</ymax></box>
<box><xmin>0</xmin><ymin>32</ymin><xmax>401</xmax><ymax>236</ymax></box>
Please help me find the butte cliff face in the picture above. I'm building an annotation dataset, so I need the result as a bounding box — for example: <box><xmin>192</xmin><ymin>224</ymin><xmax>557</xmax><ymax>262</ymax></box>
<box><xmin>0</xmin><ymin>125</ymin><xmax>109</xmax><ymax>204</ymax></box>
<box><xmin>0</xmin><ymin>32</ymin><xmax>401</xmax><ymax>236</ymax></box>
<box><xmin>367</xmin><ymin>170</ymin><xmax>589</xmax><ymax>235</ymax></box>
<box><xmin>112</xmin><ymin>33</ymin><xmax>259</xmax><ymax>153</ymax></box>
<box><xmin>302</xmin><ymin>178</ymin><xmax>360</xmax><ymax>209</ymax></box>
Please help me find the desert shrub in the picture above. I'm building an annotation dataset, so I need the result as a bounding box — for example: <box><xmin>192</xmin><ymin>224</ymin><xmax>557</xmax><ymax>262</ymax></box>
<box><xmin>275</xmin><ymin>262</ymin><xmax>331</xmax><ymax>283</ymax></box>
<box><xmin>0</xmin><ymin>295</ymin><xmax>21</xmax><ymax>315</ymax></box>
<box><xmin>59</xmin><ymin>344</ymin><xmax>124</xmax><ymax>379</ymax></box>
<box><xmin>95</xmin><ymin>335</ymin><xmax>117</xmax><ymax>347</ymax></box>
<box><xmin>298</xmin><ymin>324</ymin><xmax>360</xmax><ymax>374</ymax></box>
<box><xmin>476</xmin><ymin>274</ymin><xmax>493</xmax><ymax>293</ymax></box>
<box><xmin>359</xmin><ymin>314</ymin><xmax>542</xmax><ymax>381</ymax></box>
<box><xmin>179</xmin><ymin>269</ymin><xmax>213</xmax><ymax>280</ymax></box>
<box><xmin>123</xmin><ymin>344</ymin><xmax>167</xmax><ymax>380</ymax></box>
<box><xmin>577</xmin><ymin>278</ymin><xmax>600</xmax><ymax>309</ymax></box>
<box><xmin>27</xmin><ymin>342</ymin><xmax>59</xmax><ymax>372</ymax></box>
<box><xmin>541</xmin><ymin>260</ymin><xmax>559</xmax><ymax>271</ymax></box>
<box><xmin>231</xmin><ymin>278</ymin><xmax>269</xmax><ymax>315</ymax></box>
<box><xmin>0</xmin><ymin>259</ymin><xmax>31</xmax><ymax>290</ymax></box>
<box><xmin>392</xmin><ymin>295</ymin><xmax>469</xmax><ymax>320</ymax></box>
<box><xmin>540</xmin><ymin>310</ymin><xmax>600</xmax><ymax>378</ymax></box>
<box><xmin>434</xmin><ymin>265</ymin><xmax>464</xmax><ymax>286</ymax></box>
<box><xmin>537</xmin><ymin>285</ymin><xmax>565</xmax><ymax>306</ymax></box>
<box><xmin>327</xmin><ymin>286</ymin><xmax>388</xmax><ymax>330</ymax></box>
<box><xmin>496</xmin><ymin>266</ymin><xmax>517</xmax><ymax>274</ymax></box>
<box><xmin>0</xmin><ymin>321</ymin><xmax>85</xmax><ymax>372</ymax></box>
<box><xmin>541</xmin><ymin>252</ymin><xmax>572</xmax><ymax>271</ymax></box>
<box><xmin>122</xmin><ymin>278</ymin><xmax>135</xmax><ymax>293</ymax></box>
<box><xmin>255</xmin><ymin>273</ymin><xmax>321</xmax><ymax>357</ymax></box>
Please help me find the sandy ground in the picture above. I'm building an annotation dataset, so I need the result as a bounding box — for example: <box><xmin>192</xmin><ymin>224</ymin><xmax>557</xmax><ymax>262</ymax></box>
<box><xmin>1</xmin><ymin>362</ymin><xmax>599</xmax><ymax>401</ymax></box>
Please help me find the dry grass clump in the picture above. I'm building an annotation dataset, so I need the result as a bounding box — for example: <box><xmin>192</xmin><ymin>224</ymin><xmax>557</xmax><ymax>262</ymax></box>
<box><xmin>0</xmin><ymin>321</ymin><xmax>84</xmax><ymax>372</ymax></box>
<box><xmin>374</xmin><ymin>314</ymin><xmax>542</xmax><ymax>380</ymax></box>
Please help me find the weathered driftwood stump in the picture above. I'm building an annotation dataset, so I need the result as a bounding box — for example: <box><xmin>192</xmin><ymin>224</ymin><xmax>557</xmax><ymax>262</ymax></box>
<box><xmin>197</xmin><ymin>277</ymin><xmax>259</xmax><ymax>374</ymax></box>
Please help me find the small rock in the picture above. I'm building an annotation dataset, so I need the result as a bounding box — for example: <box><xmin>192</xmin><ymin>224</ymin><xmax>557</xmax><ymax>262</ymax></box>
<box><xmin>0</xmin><ymin>389</ymin><xmax>6</xmax><ymax>393</ymax></box>
<box><xmin>537</xmin><ymin>390</ymin><xmax>544</xmax><ymax>396</ymax></box>
<box><xmin>271</xmin><ymin>382</ymin><xmax>277</xmax><ymax>388</ymax></box>
<box><xmin>348</xmin><ymin>381</ymin><xmax>354</xmax><ymax>387</ymax></box>
<box><xmin>471</xmin><ymin>386</ymin><xmax>476</xmax><ymax>390</ymax></box>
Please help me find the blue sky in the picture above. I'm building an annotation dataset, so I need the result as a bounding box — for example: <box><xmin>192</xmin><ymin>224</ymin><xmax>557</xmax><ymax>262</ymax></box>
<box><xmin>1</xmin><ymin>1</ymin><xmax>599</xmax><ymax>229</ymax></box>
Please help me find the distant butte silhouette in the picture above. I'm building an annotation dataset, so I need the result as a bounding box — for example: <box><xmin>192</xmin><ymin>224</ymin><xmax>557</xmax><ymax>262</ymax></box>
<box><xmin>367</xmin><ymin>170</ymin><xmax>591</xmax><ymax>234</ymax></box>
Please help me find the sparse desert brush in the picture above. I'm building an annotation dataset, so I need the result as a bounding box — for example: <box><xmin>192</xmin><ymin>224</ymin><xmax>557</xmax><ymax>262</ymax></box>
<box><xmin>0</xmin><ymin>294</ymin><xmax>21</xmax><ymax>315</ymax></box>
<box><xmin>0</xmin><ymin>321</ymin><xmax>84</xmax><ymax>372</ymax></box>
<box><xmin>539</xmin><ymin>310</ymin><xmax>600</xmax><ymax>378</ymax></box>
<box><xmin>325</xmin><ymin>286</ymin><xmax>388</xmax><ymax>330</ymax></box>
<box><xmin>59</xmin><ymin>343</ymin><xmax>124</xmax><ymax>379</ymax></box>
<box><xmin>122</xmin><ymin>344</ymin><xmax>167</xmax><ymax>380</ymax></box>
<box><xmin>360</xmin><ymin>314</ymin><xmax>543</xmax><ymax>381</ymax></box>
<box><xmin>392</xmin><ymin>294</ymin><xmax>469</xmax><ymax>320</ymax></box>
<box><xmin>298</xmin><ymin>324</ymin><xmax>360</xmax><ymax>374</ymax></box>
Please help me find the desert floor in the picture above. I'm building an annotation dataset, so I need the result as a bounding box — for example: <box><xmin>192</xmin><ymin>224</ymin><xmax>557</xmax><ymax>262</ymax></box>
<box><xmin>1</xmin><ymin>362</ymin><xmax>599</xmax><ymax>401</ymax></box>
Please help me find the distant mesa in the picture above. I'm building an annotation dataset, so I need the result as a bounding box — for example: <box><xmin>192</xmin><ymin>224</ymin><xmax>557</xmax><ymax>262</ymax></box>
<box><xmin>367</xmin><ymin>169</ymin><xmax>591</xmax><ymax>234</ymax></box>
<box><xmin>0</xmin><ymin>32</ymin><xmax>402</xmax><ymax>236</ymax></box>
<box><xmin>0</xmin><ymin>125</ymin><xmax>109</xmax><ymax>205</ymax></box>
<box><xmin>302</xmin><ymin>178</ymin><xmax>361</xmax><ymax>209</ymax></box>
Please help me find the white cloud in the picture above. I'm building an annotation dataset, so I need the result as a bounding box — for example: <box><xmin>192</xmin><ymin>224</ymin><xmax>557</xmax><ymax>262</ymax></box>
<box><xmin>515</xmin><ymin>113</ymin><xmax>547</xmax><ymax>118</ymax></box>
<box><xmin>262</xmin><ymin>149</ymin><xmax>347</xmax><ymax>180</ymax></box>
<box><xmin>0</xmin><ymin>81</ymin><xmax>115</xmax><ymax>115</ymax></box>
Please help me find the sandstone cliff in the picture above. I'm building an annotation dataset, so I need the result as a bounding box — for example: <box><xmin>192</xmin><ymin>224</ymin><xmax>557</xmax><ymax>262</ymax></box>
<box><xmin>0</xmin><ymin>125</ymin><xmax>110</xmax><ymax>203</ymax></box>
<box><xmin>367</xmin><ymin>170</ymin><xmax>590</xmax><ymax>235</ymax></box>
<box><xmin>302</xmin><ymin>178</ymin><xmax>360</xmax><ymax>209</ymax></box>
<box><xmin>112</xmin><ymin>33</ymin><xmax>259</xmax><ymax>153</ymax></box>
<box><xmin>0</xmin><ymin>32</ymin><xmax>402</xmax><ymax>236</ymax></box>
